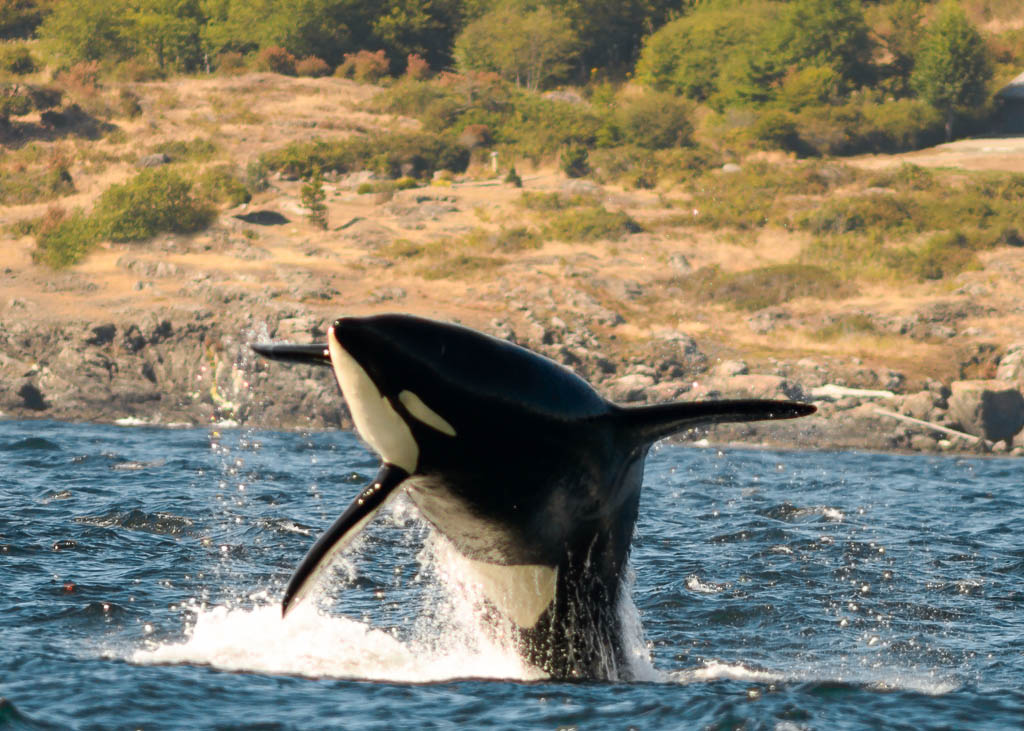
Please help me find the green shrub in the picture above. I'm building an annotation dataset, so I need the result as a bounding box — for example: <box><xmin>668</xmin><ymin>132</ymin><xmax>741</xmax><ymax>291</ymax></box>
<box><xmin>151</xmin><ymin>137</ymin><xmax>219</xmax><ymax>162</ymax></box>
<box><xmin>795</xmin><ymin>194</ymin><xmax>920</xmax><ymax>235</ymax></box>
<box><xmin>865</xmin><ymin>163</ymin><xmax>938</xmax><ymax>192</ymax></box>
<box><xmin>813</xmin><ymin>313</ymin><xmax>878</xmax><ymax>340</ymax></box>
<box><xmin>32</xmin><ymin>208</ymin><xmax>101</xmax><ymax>268</ymax></box>
<box><xmin>519</xmin><ymin>191</ymin><xmax>590</xmax><ymax>211</ymax></box>
<box><xmin>196</xmin><ymin>165</ymin><xmax>252</xmax><ymax>207</ymax></box>
<box><xmin>92</xmin><ymin>168</ymin><xmax>215</xmax><ymax>242</ymax></box>
<box><xmin>0</xmin><ymin>86</ymin><xmax>31</xmax><ymax>117</ymax></box>
<box><xmin>545</xmin><ymin>206</ymin><xmax>640</xmax><ymax>242</ymax></box>
<box><xmin>560</xmin><ymin>143</ymin><xmax>589</xmax><ymax>178</ymax></box>
<box><xmin>355</xmin><ymin>177</ymin><xmax>419</xmax><ymax>194</ymax></box>
<box><xmin>615</xmin><ymin>92</ymin><xmax>694</xmax><ymax>149</ymax></box>
<box><xmin>261</xmin><ymin>131</ymin><xmax>469</xmax><ymax>180</ymax></box>
<box><xmin>0</xmin><ymin>163</ymin><xmax>74</xmax><ymax>205</ymax></box>
<box><xmin>0</xmin><ymin>44</ymin><xmax>36</xmax><ymax>74</ymax></box>
<box><xmin>911</xmin><ymin>231</ymin><xmax>981</xmax><ymax>281</ymax></box>
<box><xmin>683</xmin><ymin>264</ymin><xmax>854</xmax><ymax>311</ymax></box>
<box><xmin>336</xmin><ymin>50</ymin><xmax>389</xmax><ymax>82</ymax></box>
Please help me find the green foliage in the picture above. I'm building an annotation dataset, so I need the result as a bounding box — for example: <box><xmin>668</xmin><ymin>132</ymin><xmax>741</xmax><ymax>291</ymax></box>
<box><xmin>300</xmin><ymin>166</ymin><xmax>327</xmax><ymax>229</ymax></box>
<box><xmin>32</xmin><ymin>207</ymin><xmax>102</xmax><ymax>268</ymax></box>
<box><xmin>0</xmin><ymin>0</ymin><xmax>49</xmax><ymax>40</ymax></box>
<box><xmin>683</xmin><ymin>264</ymin><xmax>854</xmax><ymax>311</ymax></box>
<box><xmin>518</xmin><ymin>191</ymin><xmax>591</xmax><ymax>211</ymax></box>
<box><xmin>813</xmin><ymin>313</ymin><xmax>878</xmax><ymax>341</ymax></box>
<box><xmin>356</xmin><ymin>177</ymin><xmax>418</xmax><ymax>194</ymax></box>
<box><xmin>455</xmin><ymin>5</ymin><xmax>577</xmax><ymax>91</ymax></box>
<box><xmin>912</xmin><ymin>230</ymin><xmax>980</xmax><ymax>280</ymax></box>
<box><xmin>261</xmin><ymin>130</ymin><xmax>470</xmax><ymax>179</ymax></box>
<box><xmin>614</xmin><ymin>91</ymin><xmax>693</xmax><ymax>150</ymax></box>
<box><xmin>335</xmin><ymin>49</ymin><xmax>390</xmax><ymax>82</ymax></box>
<box><xmin>0</xmin><ymin>160</ymin><xmax>74</xmax><ymax>205</ymax></box>
<box><xmin>544</xmin><ymin>205</ymin><xmax>640</xmax><ymax>242</ymax></box>
<box><xmin>0</xmin><ymin>42</ymin><xmax>35</xmax><ymax>74</ymax></box>
<box><xmin>503</xmin><ymin>166</ymin><xmax>522</xmax><ymax>187</ymax></box>
<box><xmin>772</xmin><ymin>0</ymin><xmax>873</xmax><ymax>88</ymax></box>
<box><xmin>560</xmin><ymin>143</ymin><xmax>589</xmax><ymax>178</ymax></box>
<box><xmin>39</xmin><ymin>0</ymin><xmax>133</xmax><ymax>66</ymax></box>
<box><xmin>911</xmin><ymin>1</ymin><xmax>993</xmax><ymax>139</ymax></box>
<box><xmin>635</xmin><ymin>4</ymin><xmax>769</xmax><ymax>101</ymax></box>
<box><xmin>92</xmin><ymin>167</ymin><xmax>215</xmax><ymax>242</ymax></box>
<box><xmin>151</xmin><ymin>137</ymin><xmax>219</xmax><ymax>162</ymax></box>
<box><xmin>195</xmin><ymin>164</ymin><xmax>252</xmax><ymax>206</ymax></box>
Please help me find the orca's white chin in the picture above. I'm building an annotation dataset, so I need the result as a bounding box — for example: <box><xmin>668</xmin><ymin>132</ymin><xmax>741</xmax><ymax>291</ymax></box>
<box><xmin>327</xmin><ymin>325</ymin><xmax>419</xmax><ymax>473</ymax></box>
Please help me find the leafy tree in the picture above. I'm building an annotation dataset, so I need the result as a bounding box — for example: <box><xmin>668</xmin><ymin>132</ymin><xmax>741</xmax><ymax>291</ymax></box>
<box><xmin>874</xmin><ymin>0</ymin><xmax>924</xmax><ymax>96</ymax></box>
<box><xmin>911</xmin><ymin>1</ymin><xmax>993</xmax><ymax>141</ymax></box>
<box><xmin>634</xmin><ymin>2</ymin><xmax>776</xmax><ymax>102</ymax></box>
<box><xmin>455</xmin><ymin>5</ymin><xmax>577</xmax><ymax>91</ymax></box>
<box><xmin>372</xmin><ymin>0</ymin><xmax>461</xmax><ymax>72</ymax></box>
<box><xmin>0</xmin><ymin>0</ymin><xmax>50</xmax><ymax>39</ymax></box>
<box><xmin>771</xmin><ymin>0</ymin><xmax>873</xmax><ymax>90</ymax></box>
<box><xmin>38</xmin><ymin>0</ymin><xmax>133</xmax><ymax>66</ymax></box>
<box><xmin>130</xmin><ymin>0</ymin><xmax>205</xmax><ymax>71</ymax></box>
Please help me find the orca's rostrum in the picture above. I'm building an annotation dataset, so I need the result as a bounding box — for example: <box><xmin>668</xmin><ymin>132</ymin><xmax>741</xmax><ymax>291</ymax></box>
<box><xmin>252</xmin><ymin>313</ymin><xmax>815</xmax><ymax>680</ymax></box>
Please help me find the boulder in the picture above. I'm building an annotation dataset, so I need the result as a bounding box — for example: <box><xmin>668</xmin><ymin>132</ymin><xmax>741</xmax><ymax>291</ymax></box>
<box><xmin>995</xmin><ymin>343</ymin><xmax>1024</xmax><ymax>389</ymax></box>
<box><xmin>606</xmin><ymin>373</ymin><xmax>655</xmax><ymax>403</ymax></box>
<box><xmin>948</xmin><ymin>380</ymin><xmax>1024</xmax><ymax>443</ymax></box>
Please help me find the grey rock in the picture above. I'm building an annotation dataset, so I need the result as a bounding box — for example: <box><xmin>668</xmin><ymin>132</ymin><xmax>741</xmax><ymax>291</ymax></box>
<box><xmin>606</xmin><ymin>373</ymin><xmax>655</xmax><ymax>403</ymax></box>
<box><xmin>713</xmin><ymin>360</ymin><xmax>749</xmax><ymax>378</ymax></box>
<box><xmin>996</xmin><ymin>343</ymin><xmax>1024</xmax><ymax>388</ymax></box>
<box><xmin>948</xmin><ymin>380</ymin><xmax>1024</xmax><ymax>443</ymax></box>
<box><xmin>137</xmin><ymin>153</ymin><xmax>170</xmax><ymax>168</ymax></box>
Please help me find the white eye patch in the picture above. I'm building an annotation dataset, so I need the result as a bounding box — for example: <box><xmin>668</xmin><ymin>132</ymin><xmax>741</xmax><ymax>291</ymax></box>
<box><xmin>398</xmin><ymin>390</ymin><xmax>457</xmax><ymax>437</ymax></box>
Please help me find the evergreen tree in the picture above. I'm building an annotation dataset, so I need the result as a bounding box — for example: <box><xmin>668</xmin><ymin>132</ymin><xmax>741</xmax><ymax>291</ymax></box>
<box><xmin>301</xmin><ymin>167</ymin><xmax>327</xmax><ymax>230</ymax></box>
<box><xmin>911</xmin><ymin>1</ymin><xmax>993</xmax><ymax>141</ymax></box>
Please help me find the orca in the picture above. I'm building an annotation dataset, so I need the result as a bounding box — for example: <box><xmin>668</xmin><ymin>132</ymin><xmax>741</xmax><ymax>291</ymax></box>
<box><xmin>252</xmin><ymin>313</ymin><xmax>815</xmax><ymax>679</ymax></box>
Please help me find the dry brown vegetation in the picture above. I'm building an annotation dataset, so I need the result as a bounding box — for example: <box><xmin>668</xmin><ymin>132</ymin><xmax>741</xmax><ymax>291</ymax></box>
<box><xmin>3</xmin><ymin>73</ymin><xmax>1024</xmax><ymax>391</ymax></box>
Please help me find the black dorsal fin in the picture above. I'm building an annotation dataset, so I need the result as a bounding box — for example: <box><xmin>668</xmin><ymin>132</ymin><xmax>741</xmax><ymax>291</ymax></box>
<box><xmin>614</xmin><ymin>399</ymin><xmax>816</xmax><ymax>447</ymax></box>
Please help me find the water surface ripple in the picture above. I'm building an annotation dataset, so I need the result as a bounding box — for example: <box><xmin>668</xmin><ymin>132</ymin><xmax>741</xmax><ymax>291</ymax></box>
<box><xmin>1</xmin><ymin>420</ymin><xmax>1022</xmax><ymax>729</ymax></box>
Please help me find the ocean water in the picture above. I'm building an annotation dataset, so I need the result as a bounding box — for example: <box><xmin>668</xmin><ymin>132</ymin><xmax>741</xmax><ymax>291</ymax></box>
<box><xmin>1</xmin><ymin>419</ymin><xmax>1022</xmax><ymax>730</ymax></box>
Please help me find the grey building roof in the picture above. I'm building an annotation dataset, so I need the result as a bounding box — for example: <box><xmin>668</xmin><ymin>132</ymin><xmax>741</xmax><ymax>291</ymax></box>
<box><xmin>997</xmin><ymin>71</ymin><xmax>1024</xmax><ymax>101</ymax></box>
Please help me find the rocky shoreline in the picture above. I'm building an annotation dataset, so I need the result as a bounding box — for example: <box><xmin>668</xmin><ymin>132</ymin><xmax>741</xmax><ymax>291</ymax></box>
<box><xmin>3</xmin><ymin>306</ymin><xmax>1022</xmax><ymax>457</ymax></box>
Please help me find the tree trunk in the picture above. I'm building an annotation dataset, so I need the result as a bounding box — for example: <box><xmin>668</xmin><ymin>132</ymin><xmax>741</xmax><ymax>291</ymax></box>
<box><xmin>945</xmin><ymin>114</ymin><xmax>953</xmax><ymax>142</ymax></box>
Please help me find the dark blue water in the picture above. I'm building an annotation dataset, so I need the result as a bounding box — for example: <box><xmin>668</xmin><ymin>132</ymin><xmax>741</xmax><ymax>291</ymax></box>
<box><xmin>1</xmin><ymin>420</ymin><xmax>1022</xmax><ymax>729</ymax></box>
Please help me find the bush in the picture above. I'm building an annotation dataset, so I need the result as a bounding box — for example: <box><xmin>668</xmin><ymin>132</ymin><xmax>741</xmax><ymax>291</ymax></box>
<box><xmin>561</xmin><ymin>143</ymin><xmax>589</xmax><ymax>178</ymax></box>
<box><xmin>336</xmin><ymin>50</ymin><xmax>389</xmax><ymax>82</ymax></box>
<box><xmin>151</xmin><ymin>137</ymin><xmax>218</xmax><ymax>162</ymax></box>
<box><xmin>92</xmin><ymin>168</ymin><xmax>215</xmax><ymax>242</ymax></box>
<box><xmin>519</xmin><ymin>191</ymin><xmax>591</xmax><ymax>211</ymax></box>
<box><xmin>258</xmin><ymin>46</ymin><xmax>296</xmax><ymax>76</ymax></box>
<box><xmin>261</xmin><ymin>131</ymin><xmax>469</xmax><ymax>180</ymax></box>
<box><xmin>911</xmin><ymin>231</ymin><xmax>981</xmax><ymax>281</ymax></box>
<box><xmin>683</xmin><ymin>264</ymin><xmax>854</xmax><ymax>311</ymax></box>
<box><xmin>405</xmin><ymin>53</ymin><xmax>430</xmax><ymax>80</ymax></box>
<box><xmin>545</xmin><ymin>206</ymin><xmax>641</xmax><ymax>242</ymax></box>
<box><xmin>0</xmin><ymin>162</ymin><xmax>74</xmax><ymax>205</ymax></box>
<box><xmin>32</xmin><ymin>207</ymin><xmax>101</xmax><ymax>268</ymax></box>
<box><xmin>196</xmin><ymin>165</ymin><xmax>252</xmax><ymax>207</ymax></box>
<box><xmin>795</xmin><ymin>194</ymin><xmax>920</xmax><ymax>235</ymax></box>
<box><xmin>0</xmin><ymin>44</ymin><xmax>35</xmax><ymax>74</ymax></box>
<box><xmin>0</xmin><ymin>85</ymin><xmax>31</xmax><ymax>117</ymax></box>
<box><xmin>215</xmin><ymin>51</ymin><xmax>248</xmax><ymax>75</ymax></box>
<box><xmin>615</xmin><ymin>92</ymin><xmax>694</xmax><ymax>150</ymax></box>
<box><xmin>295</xmin><ymin>55</ymin><xmax>330</xmax><ymax>77</ymax></box>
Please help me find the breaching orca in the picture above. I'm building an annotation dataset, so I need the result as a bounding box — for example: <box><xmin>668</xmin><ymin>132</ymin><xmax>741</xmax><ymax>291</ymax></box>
<box><xmin>252</xmin><ymin>313</ymin><xmax>814</xmax><ymax>679</ymax></box>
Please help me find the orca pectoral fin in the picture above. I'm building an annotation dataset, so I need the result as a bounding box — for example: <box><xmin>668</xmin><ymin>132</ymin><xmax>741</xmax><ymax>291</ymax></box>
<box><xmin>251</xmin><ymin>342</ymin><xmax>332</xmax><ymax>367</ymax></box>
<box><xmin>618</xmin><ymin>399</ymin><xmax>816</xmax><ymax>445</ymax></box>
<box><xmin>282</xmin><ymin>464</ymin><xmax>409</xmax><ymax>617</ymax></box>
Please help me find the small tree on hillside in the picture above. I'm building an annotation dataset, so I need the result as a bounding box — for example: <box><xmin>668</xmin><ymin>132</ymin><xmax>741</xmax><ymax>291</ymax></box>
<box><xmin>911</xmin><ymin>2</ymin><xmax>993</xmax><ymax>141</ymax></box>
<box><xmin>301</xmin><ymin>166</ymin><xmax>327</xmax><ymax>230</ymax></box>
